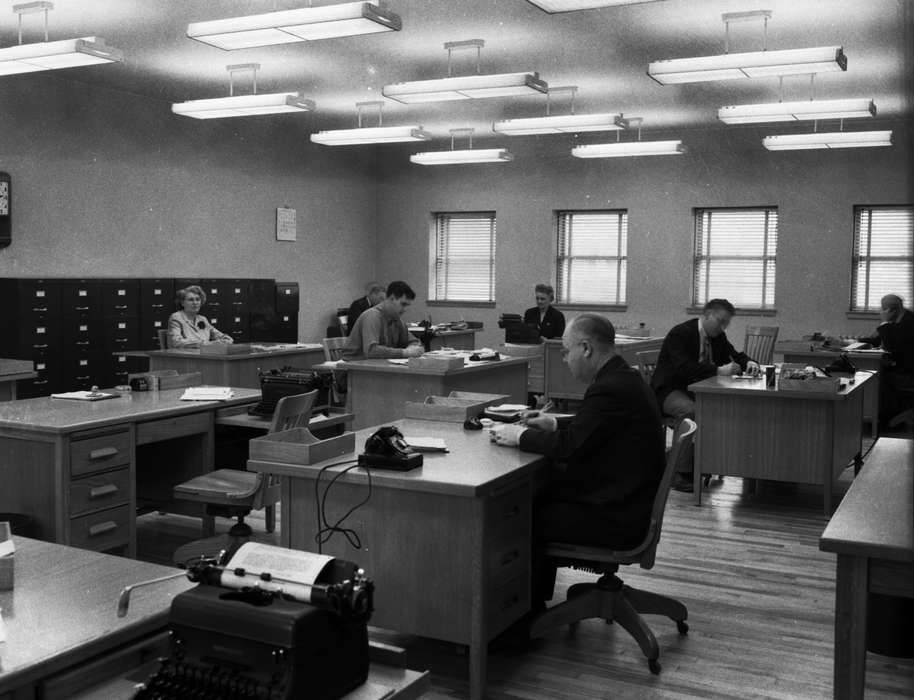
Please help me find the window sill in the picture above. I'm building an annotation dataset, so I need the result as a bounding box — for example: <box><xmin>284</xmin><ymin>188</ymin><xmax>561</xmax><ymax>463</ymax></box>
<box><xmin>687</xmin><ymin>306</ymin><xmax>777</xmax><ymax>317</ymax></box>
<box><xmin>557</xmin><ymin>304</ymin><xmax>628</xmax><ymax>312</ymax></box>
<box><xmin>427</xmin><ymin>300</ymin><xmax>496</xmax><ymax>309</ymax></box>
<box><xmin>846</xmin><ymin>311</ymin><xmax>880</xmax><ymax>320</ymax></box>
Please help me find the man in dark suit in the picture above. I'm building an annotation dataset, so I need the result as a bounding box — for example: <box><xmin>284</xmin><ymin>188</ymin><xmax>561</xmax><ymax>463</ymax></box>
<box><xmin>523</xmin><ymin>283</ymin><xmax>566</xmax><ymax>340</ymax></box>
<box><xmin>651</xmin><ymin>298</ymin><xmax>759</xmax><ymax>490</ymax></box>
<box><xmin>493</xmin><ymin>313</ymin><xmax>665</xmax><ymax>604</ymax></box>
<box><xmin>858</xmin><ymin>293</ymin><xmax>914</xmax><ymax>424</ymax></box>
<box><xmin>346</xmin><ymin>281</ymin><xmax>385</xmax><ymax>336</ymax></box>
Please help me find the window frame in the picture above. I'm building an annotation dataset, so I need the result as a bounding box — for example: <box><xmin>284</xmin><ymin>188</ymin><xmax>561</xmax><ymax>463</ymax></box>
<box><xmin>849</xmin><ymin>204</ymin><xmax>914</xmax><ymax>315</ymax></box>
<box><xmin>554</xmin><ymin>209</ymin><xmax>629</xmax><ymax>309</ymax></box>
<box><xmin>427</xmin><ymin>211</ymin><xmax>497</xmax><ymax>306</ymax></box>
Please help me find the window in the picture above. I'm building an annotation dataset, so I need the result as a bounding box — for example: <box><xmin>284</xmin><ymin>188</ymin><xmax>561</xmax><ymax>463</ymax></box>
<box><xmin>692</xmin><ymin>207</ymin><xmax>778</xmax><ymax>310</ymax></box>
<box><xmin>430</xmin><ymin>212</ymin><xmax>496</xmax><ymax>302</ymax></box>
<box><xmin>555</xmin><ymin>210</ymin><xmax>627</xmax><ymax>305</ymax></box>
<box><xmin>851</xmin><ymin>206</ymin><xmax>913</xmax><ymax>312</ymax></box>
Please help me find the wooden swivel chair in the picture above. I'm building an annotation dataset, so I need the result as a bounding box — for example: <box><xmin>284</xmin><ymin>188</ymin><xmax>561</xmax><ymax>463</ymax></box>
<box><xmin>635</xmin><ymin>349</ymin><xmax>660</xmax><ymax>384</ymax></box>
<box><xmin>530</xmin><ymin>419</ymin><xmax>697</xmax><ymax>674</ymax></box>
<box><xmin>743</xmin><ymin>325</ymin><xmax>779</xmax><ymax>365</ymax></box>
<box><xmin>173</xmin><ymin>390</ymin><xmax>318</xmax><ymax>539</ymax></box>
<box><xmin>322</xmin><ymin>336</ymin><xmax>348</xmax><ymax>362</ymax></box>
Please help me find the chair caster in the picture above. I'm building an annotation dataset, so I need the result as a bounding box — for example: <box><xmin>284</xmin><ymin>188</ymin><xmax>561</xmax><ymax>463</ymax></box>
<box><xmin>648</xmin><ymin>658</ymin><xmax>661</xmax><ymax>674</ymax></box>
<box><xmin>677</xmin><ymin>620</ymin><xmax>689</xmax><ymax>635</ymax></box>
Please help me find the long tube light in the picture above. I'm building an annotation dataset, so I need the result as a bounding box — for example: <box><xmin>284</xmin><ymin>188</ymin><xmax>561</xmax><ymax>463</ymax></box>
<box><xmin>526</xmin><ymin>0</ymin><xmax>664</xmax><ymax>11</ymax></box>
<box><xmin>0</xmin><ymin>36</ymin><xmax>122</xmax><ymax>75</ymax></box>
<box><xmin>172</xmin><ymin>92</ymin><xmax>315</xmax><ymax>119</ymax></box>
<box><xmin>187</xmin><ymin>2</ymin><xmax>401</xmax><ymax>50</ymax></box>
<box><xmin>649</xmin><ymin>46</ymin><xmax>846</xmax><ymax>85</ymax></box>
<box><xmin>493</xmin><ymin>113</ymin><xmax>626</xmax><ymax>135</ymax></box>
<box><xmin>311</xmin><ymin>125</ymin><xmax>430</xmax><ymax>145</ymax></box>
<box><xmin>383</xmin><ymin>72</ymin><xmax>547</xmax><ymax>104</ymax></box>
<box><xmin>762</xmin><ymin>130</ymin><xmax>892</xmax><ymax>151</ymax></box>
<box><xmin>719</xmin><ymin>98</ymin><xmax>875</xmax><ymax>124</ymax></box>
<box><xmin>572</xmin><ymin>140</ymin><xmax>684</xmax><ymax>158</ymax></box>
<box><xmin>410</xmin><ymin>149</ymin><xmax>514</xmax><ymax>165</ymax></box>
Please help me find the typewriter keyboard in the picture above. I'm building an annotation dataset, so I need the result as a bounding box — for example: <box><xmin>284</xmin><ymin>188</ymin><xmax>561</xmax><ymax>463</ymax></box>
<box><xmin>133</xmin><ymin>660</ymin><xmax>286</xmax><ymax>700</ymax></box>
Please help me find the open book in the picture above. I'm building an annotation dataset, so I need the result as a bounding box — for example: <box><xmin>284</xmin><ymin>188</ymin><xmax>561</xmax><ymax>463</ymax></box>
<box><xmin>179</xmin><ymin>387</ymin><xmax>234</xmax><ymax>401</ymax></box>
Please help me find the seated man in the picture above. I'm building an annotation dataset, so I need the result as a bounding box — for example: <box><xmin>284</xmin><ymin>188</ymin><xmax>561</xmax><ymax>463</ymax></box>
<box><xmin>858</xmin><ymin>293</ymin><xmax>914</xmax><ymax>424</ymax></box>
<box><xmin>346</xmin><ymin>281</ymin><xmax>386</xmax><ymax>336</ymax></box>
<box><xmin>342</xmin><ymin>281</ymin><xmax>424</xmax><ymax>360</ymax></box>
<box><xmin>651</xmin><ymin>298</ymin><xmax>759</xmax><ymax>491</ymax></box>
<box><xmin>492</xmin><ymin>313</ymin><xmax>665</xmax><ymax>606</ymax></box>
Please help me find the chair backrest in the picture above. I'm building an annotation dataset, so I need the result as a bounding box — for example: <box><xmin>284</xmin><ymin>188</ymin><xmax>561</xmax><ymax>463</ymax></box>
<box><xmin>635</xmin><ymin>349</ymin><xmax>660</xmax><ymax>383</ymax></box>
<box><xmin>326</xmin><ymin>325</ymin><xmax>342</xmax><ymax>338</ymax></box>
<box><xmin>322</xmin><ymin>336</ymin><xmax>348</xmax><ymax>362</ymax></box>
<box><xmin>269</xmin><ymin>390</ymin><xmax>319</xmax><ymax>433</ymax></box>
<box><xmin>744</xmin><ymin>326</ymin><xmax>779</xmax><ymax>365</ymax></box>
<box><xmin>157</xmin><ymin>328</ymin><xmax>169</xmax><ymax>349</ymax></box>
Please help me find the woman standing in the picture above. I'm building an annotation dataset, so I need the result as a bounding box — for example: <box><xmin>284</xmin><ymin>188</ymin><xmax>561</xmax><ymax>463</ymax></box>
<box><xmin>167</xmin><ymin>285</ymin><xmax>233</xmax><ymax>348</ymax></box>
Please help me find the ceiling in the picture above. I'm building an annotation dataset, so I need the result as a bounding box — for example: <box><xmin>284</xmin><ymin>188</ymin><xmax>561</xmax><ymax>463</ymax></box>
<box><xmin>3</xmin><ymin>0</ymin><xmax>910</xmax><ymax>142</ymax></box>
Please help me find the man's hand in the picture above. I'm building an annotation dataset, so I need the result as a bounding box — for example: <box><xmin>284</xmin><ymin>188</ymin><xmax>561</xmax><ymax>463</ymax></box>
<box><xmin>520</xmin><ymin>412</ymin><xmax>558</xmax><ymax>432</ymax></box>
<box><xmin>404</xmin><ymin>344</ymin><xmax>424</xmax><ymax>358</ymax></box>
<box><xmin>491</xmin><ymin>423</ymin><xmax>526</xmax><ymax>447</ymax></box>
<box><xmin>717</xmin><ymin>361</ymin><xmax>739</xmax><ymax>376</ymax></box>
<box><xmin>745</xmin><ymin>360</ymin><xmax>761</xmax><ymax>376</ymax></box>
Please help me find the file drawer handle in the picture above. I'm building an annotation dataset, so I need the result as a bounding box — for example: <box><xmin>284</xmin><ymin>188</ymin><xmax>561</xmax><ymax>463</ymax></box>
<box><xmin>89</xmin><ymin>447</ymin><xmax>119</xmax><ymax>460</ymax></box>
<box><xmin>500</xmin><ymin>549</ymin><xmax>520</xmax><ymax>566</ymax></box>
<box><xmin>33</xmin><ymin>344</ymin><xmax>48</xmax><ymax>349</ymax></box>
<box><xmin>114</xmin><ymin>304</ymin><xmax>128</xmax><ymax>310</ymax></box>
<box><xmin>89</xmin><ymin>484</ymin><xmax>119</xmax><ymax>499</ymax></box>
<box><xmin>88</xmin><ymin>521</ymin><xmax>118</xmax><ymax>537</ymax></box>
<box><xmin>76</xmin><ymin>341</ymin><xmax>90</xmax><ymax>346</ymax></box>
<box><xmin>33</xmin><ymin>306</ymin><xmax>48</xmax><ymax>312</ymax></box>
<box><xmin>75</xmin><ymin>306</ymin><xmax>90</xmax><ymax>311</ymax></box>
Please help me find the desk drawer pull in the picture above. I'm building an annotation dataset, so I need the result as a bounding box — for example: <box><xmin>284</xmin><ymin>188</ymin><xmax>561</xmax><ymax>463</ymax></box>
<box><xmin>88</xmin><ymin>521</ymin><xmax>118</xmax><ymax>537</ymax></box>
<box><xmin>500</xmin><ymin>549</ymin><xmax>520</xmax><ymax>566</ymax></box>
<box><xmin>89</xmin><ymin>484</ymin><xmax>119</xmax><ymax>499</ymax></box>
<box><xmin>89</xmin><ymin>447</ymin><xmax>119</xmax><ymax>460</ymax></box>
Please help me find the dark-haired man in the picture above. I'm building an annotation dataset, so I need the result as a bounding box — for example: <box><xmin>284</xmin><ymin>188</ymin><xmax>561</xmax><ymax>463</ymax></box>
<box><xmin>342</xmin><ymin>281</ymin><xmax>424</xmax><ymax>360</ymax></box>
<box><xmin>651</xmin><ymin>299</ymin><xmax>758</xmax><ymax>491</ymax></box>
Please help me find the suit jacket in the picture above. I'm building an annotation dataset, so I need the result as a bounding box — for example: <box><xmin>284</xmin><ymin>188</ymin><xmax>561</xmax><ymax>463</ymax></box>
<box><xmin>860</xmin><ymin>309</ymin><xmax>914</xmax><ymax>375</ymax></box>
<box><xmin>519</xmin><ymin>355</ymin><xmax>665</xmax><ymax>545</ymax></box>
<box><xmin>523</xmin><ymin>305</ymin><xmax>566</xmax><ymax>340</ymax></box>
<box><xmin>346</xmin><ymin>296</ymin><xmax>371</xmax><ymax>336</ymax></box>
<box><xmin>651</xmin><ymin>318</ymin><xmax>752</xmax><ymax>404</ymax></box>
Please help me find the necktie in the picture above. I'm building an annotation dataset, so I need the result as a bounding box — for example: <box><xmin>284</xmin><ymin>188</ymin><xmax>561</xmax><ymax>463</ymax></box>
<box><xmin>700</xmin><ymin>335</ymin><xmax>710</xmax><ymax>364</ymax></box>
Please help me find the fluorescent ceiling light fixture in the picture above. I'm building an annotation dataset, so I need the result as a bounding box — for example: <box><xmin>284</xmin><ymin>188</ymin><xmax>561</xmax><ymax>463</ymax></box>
<box><xmin>762</xmin><ymin>130</ymin><xmax>892</xmax><ymax>151</ymax></box>
<box><xmin>411</xmin><ymin>127</ymin><xmax>513</xmax><ymax>165</ymax></box>
<box><xmin>649</xmin><ymin>46</ymin><xmax>846</xmax><ymax>84</ymax></box>
<box><xmin>187</xmin><ymin>1</ymin><xmax>401</xmax><ymax>50</ymax></box>
<box><xmin>526</xmin><ymin>0</ymin><xmax>663</xmax><ymax>11</ymax></box>
<box><xmin>494</xmin><ymin>112</ymin><xmax>626</xmax><ymax>135</ymax></box>
<box><xmin>720</xmin><ymin>98</ymin><xmax>875</xmax><ymax>124</ymax></box>
<box><xmin>312</xmin><ymin>125</ymin><xmax>429</xmax><ymax>145</ymax></box>
<box><xmin>572</xmin><ymin>140</ymin><xmax>684</xmax><ymax>158</ymax></box>
<box><xmin>384</xmin><ymin>72</ymin><xmax>547</xmax><ymax>104</ymax></box>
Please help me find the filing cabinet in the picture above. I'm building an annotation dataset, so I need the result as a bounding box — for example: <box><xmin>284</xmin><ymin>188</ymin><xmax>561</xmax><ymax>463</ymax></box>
<box><xmin>60</xmin><ymin>280</ymin><xmax>102</xmax><ymax>319</ymax></box>
<box><xmin>139</xmin><ymin>278</ymin><xmax>175</xmax><ymax>350</ymax></box>
<box><xmin>100</xmin><ymin>279</ymin><xmax>139</xmax><ymax>317</ymax></box>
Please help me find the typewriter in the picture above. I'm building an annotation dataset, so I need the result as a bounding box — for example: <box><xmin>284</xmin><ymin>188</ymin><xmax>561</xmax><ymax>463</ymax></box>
<box><xmin>131</xmin><ymin>544</ymin><xmax>373</xmax><ymax>700</ymax></box>
<box><xmin>248</xmin><ymin>367</ymin><xmax>329</xmax><ymax>417</ymax></box>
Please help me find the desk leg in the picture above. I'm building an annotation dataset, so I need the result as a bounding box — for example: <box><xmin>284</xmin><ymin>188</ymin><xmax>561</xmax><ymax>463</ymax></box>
<box><xmin>833</xmin><ymin>554</ymin><xmax>868</xmax><ymax>700</ymax></box>
<box><xmin>469</xmin><ymin>498</ymin><xmax>487</xmax><ymax>700</ymax></box>
<box><xmin>693</xmin><ymin>400</ymin><xmax>703</xmax><ymax>506</ymax></box>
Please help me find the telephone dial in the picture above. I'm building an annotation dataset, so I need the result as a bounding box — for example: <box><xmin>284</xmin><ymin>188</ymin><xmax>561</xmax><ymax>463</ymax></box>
<box><xmin>357</xmin><ymin>426</ymin><xmax>423</xmax><ymax>471</ymax></box>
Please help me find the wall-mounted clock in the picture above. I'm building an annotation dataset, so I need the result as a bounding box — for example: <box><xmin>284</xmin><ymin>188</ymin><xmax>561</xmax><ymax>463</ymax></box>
<box><xmin>0</xmin><ymin>173</ymin><xmax>9</xmax><ymax>248</ymax></box>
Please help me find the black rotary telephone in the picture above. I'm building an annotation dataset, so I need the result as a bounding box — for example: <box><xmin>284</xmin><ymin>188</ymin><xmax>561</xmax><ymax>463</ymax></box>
<box><xmin>357</xmin><ymin>426</ymin><xmax>423</xmax><ymax>471</ymax></box>
<box><xmin>819</xmin><ymin>353</ymin><xmax>858</xmax><ymax>376</ymax></box>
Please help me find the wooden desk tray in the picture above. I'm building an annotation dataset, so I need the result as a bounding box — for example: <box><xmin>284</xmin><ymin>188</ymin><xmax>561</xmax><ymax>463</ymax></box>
<box><xmin>778</xmin><ymin>376</ymin><xmax>840</xmax><ymax>393</ymax></box>
<box><xmin>200</xmin><ymin>343</ymin><xmax>251</xmax><ymax>355</ymax></box>
<box><xmin>249</xmin><ymin>428</ymin><xmax>356</xmax><ymax>465</ymax></box>
<box><xmin>407</xmin><ymin>355</ymin><xmax>464</xmax><ymax>370</ymax></box>
<box><xmin>0</xmin><ymin>521</ymin><xmax>14</xmax><ymax>591</ymax></box>
<box><xmin>498</xmin><ymin>343</ymin><xmax>545</xmax><ymax>357</ymax></box>
<box><xmin>404</xmin><ymin>391</ymin><xmax>510</xmax><ymax>422</ymax></box>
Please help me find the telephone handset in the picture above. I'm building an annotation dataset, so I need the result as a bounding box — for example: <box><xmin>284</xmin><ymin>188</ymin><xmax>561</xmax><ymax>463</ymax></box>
<box><xmin>358</xmin><ymin>426</ymin><xmax>423</xmax><ymax>471</ymax></box>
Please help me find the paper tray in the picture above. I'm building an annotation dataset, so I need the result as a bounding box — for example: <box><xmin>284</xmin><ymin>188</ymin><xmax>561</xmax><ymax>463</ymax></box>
<box><xmin>778</xmin><ymin>376</ymin><xmax>840</xmax><ymax>393</ymax></box>
<box><xmin>200</xmin><ymin>343</ymin><xmax>251</xmax><ymax>355</ymax></box>
<box><xmin>404</xmin><ymin>391</ymin><xmax>510</xmax><ymax>422</ymax></box>
<box><xmin>249</xmin><ymin>428</ymin><xmax>355</xmax><ymax>465</ymax></box>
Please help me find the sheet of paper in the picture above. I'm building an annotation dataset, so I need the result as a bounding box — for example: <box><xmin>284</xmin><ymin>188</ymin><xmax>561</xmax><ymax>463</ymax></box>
<box><xmin>50</xmin><ymin>390</ymin><xmax>119</xmax><ymax>401</ymax></box>
<box><xmin>405</xmin><ymin>436</ymin><xmax>448</xmax><ymax>452</ymax></box>
<box><xmin>221</xmin><ymin>542</ymin><xmax>333</xmax><ymax>603</ymax></box>
<box><xmin>179</xmin><ymin>387</ymin><xmax>234</xmax><ymax>401</ymax></box>
<box><xmin>487</xmin><ymin>403</ymin><xmax>530</xmax><ymax>411</ymax></box>
<box><xmin>387</xmin><ymin>359</ymin><xmax>409</xmax><ymax>364</ymax></box>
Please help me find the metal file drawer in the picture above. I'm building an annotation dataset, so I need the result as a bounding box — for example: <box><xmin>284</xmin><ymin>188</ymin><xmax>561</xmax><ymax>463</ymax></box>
<box><xmin>69</xmin><ymin>504</ymin><xmax>130</xmax><ymax>552</ymax></box>
<box><xmin>70</xmin><ymin>429</ymin><xmax>132</xmax><ymax>477</ymax></box>
<box><xmin>69</xmin><ymin>467</ymin><xmax>131</xmax><ymax>516</ymax></box>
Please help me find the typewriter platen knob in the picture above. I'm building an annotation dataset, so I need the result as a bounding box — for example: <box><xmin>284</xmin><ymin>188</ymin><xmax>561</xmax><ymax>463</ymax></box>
<box><xmin>271</xmin><ymin>647</ymin><xmax>287</xmax><ymax>664</ymax></box>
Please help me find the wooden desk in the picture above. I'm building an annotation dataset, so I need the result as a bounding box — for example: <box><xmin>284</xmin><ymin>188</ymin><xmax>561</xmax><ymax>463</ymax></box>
<box><xmin>248</xmin><ymin>418</ymin><xmax>546</xmax><ymax>700</ymax></box>
<box><xmin>123</xmin><ymin>343</ymin><xmax>325</xmax><ymax>388</ymax></box>
<box><xmin>0</xmin><ymin>358</ymin><xmax>36</xmax><ymax>401</ymax></box>
<box><xmin>690</xmin><ymin>373</ymin><xmax>871</xmax><ymax>513</ymax></box>
<box><xmin>544</xmin><ymin>336</ymin><xmax>663</xmax><ymax>400</ymax></box>
<box><xmin>409</xmin><ymin>327</ymin><xmax>478</xmax><ymax>351</ymax></box>
<box><xmin>0</xmin><ymin>387</ymin><xmax>260</xmax><ymax>556</ymax></box>
<box><xmin>819</xmin><ymin>438</ymin><xmax>914</xmax><ymax>700</ymax></box>
<box><xmin>778</xmin><ymin>347</ymin><xmax>884</xmax><ymax>438</ymax></box>
<box><xmin>339</xmin><ymin>357</ymin><xmax>528</xmax><ymax>429</ymax></box>
<box><xmin>499</xmin><ymin>343</ymin><xmax>545</xmax><ymax>394</ymax></box>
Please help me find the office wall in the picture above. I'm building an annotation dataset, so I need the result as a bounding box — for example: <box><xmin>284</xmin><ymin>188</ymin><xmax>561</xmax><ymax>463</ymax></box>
<box><xmin>0</xmin><ymin>74</ymin><xmax>378</xmax><ymax>342</ymax></box>
<box><xmin>374</xmin><ymin>120</ymin><xmax>913</xmax><ymax>350</ymax></box>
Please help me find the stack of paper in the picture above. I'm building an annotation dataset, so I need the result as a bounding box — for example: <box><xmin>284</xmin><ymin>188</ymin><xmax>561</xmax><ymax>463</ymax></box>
<box><xmin>180</xmin><ymin>387</ymin><xmax>234</xmax><ymax>401</ymax></box>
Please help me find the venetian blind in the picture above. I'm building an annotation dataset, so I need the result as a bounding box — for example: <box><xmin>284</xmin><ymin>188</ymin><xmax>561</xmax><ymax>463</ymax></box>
<box><xmin>555</xmin><ymin>210</ymin><xmax>628</xmax><ymax>305</ymax></box>
<box><xmin>851</xmin><ymin>206</ymin><xmax>914</xmax><ymax>312</ymax></box>
<box><xmin>432</xmin><ymin>212</ymin><xmax>496</xmax><ymax>302</ymax></box>
<box><xmin>692</xmin><ymin>207</ymin><xmax>778</xmax><ymax>310</ymax></box>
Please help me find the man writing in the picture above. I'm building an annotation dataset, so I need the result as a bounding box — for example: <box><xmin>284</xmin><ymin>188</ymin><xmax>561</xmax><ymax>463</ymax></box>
<box><xmin>651</xmin><ymin>298</ymin><xmax>758</xmax><ymax>491</ymax></box>
<box><xmin>346</xmin><ymin>281</ymin><xmax>386</xmax><ymax>336</ymax></box>
<box><xmin>858</xmin><ymin>293</ymin><xmax>914</xmax><ymax>425</ymax></box>
<box><xmin>492</xmin><ymin>314</ymin><xmax>665</xmax><ymax>606</ymax></box>
<box><xmin>342</xmin><ymin>281</ymin><xmax>424</xmax><ymax>360</ymax></box>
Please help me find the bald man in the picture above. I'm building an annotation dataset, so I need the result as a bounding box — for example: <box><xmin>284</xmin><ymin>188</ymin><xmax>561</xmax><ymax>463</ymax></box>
<box><xmin>859</xmin><ymin>293</ymin><xmax>914</xmax><ymax>424</ymax></box>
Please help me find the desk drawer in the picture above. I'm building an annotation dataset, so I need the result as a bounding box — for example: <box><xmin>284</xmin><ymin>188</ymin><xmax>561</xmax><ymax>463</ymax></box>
<box><xmin>70</xmin><ymin>430</ymin><xmax>132</xmax><ymax>477</ymax></box>
<box><xmin>69</xmin><ymin>505</ymin><xmax>130</xmax><ymax>551</ymax></box>
<box><xmin>487</xmin><ymin>575</ymin><xmax>530</xmax><ymax>639</ymax></box>
<box><xmin>487</xmin><ymin>532</ymin><xmax>529</xmax><ymax>589</ymax></box>
<box><xmin>136</xmin><ymin>411</ymin><xmax>210</xmax><ymax>445</ymax></box>
<box><xmin>486</xmin><ymin>482</ymin><xmax>531</xmax><ymax>530</ymax></box>
<box><xmin>70</xmin><ymin>467</ymin><xmax>131</xmax><ymax>516</ymax></box>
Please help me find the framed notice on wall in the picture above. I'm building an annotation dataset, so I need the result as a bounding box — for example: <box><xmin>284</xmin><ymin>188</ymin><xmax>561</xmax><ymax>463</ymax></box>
<box><xmin>276</xmin><ymin>207</ymin><xmax>296</xmax><ymax>242</ymax></box>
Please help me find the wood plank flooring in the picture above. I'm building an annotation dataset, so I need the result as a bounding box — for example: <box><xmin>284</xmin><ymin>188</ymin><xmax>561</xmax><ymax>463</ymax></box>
<box><xmin>136</xmin><ymin>448</ymin><xmax>914</xmax><ymax>699</ymax></box>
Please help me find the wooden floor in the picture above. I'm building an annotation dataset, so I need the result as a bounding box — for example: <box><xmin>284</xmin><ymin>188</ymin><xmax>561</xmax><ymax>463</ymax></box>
<box><xmin>137</xmin><ymin>437</ymin><xmax>914</xmax><ymax>699</ymax></box>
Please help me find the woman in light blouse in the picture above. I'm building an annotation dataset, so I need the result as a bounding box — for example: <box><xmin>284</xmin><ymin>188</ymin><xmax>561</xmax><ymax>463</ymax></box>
<box><xmin>167</xmin><ymin>285</ymin><xmax>233</xmax><ymax>348</ymax></box>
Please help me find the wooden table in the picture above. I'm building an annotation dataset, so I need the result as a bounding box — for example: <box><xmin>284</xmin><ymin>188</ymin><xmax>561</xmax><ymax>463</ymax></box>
<box><xmin>248</xmin><ymin>418</ymin><xmax>546</xmax><ymax>700</ymax></box>
<box><xmin>778</xmin><ymin>346</ymin><xmax>885</xmax><ymax>438</ymax></box>
<box><xmin>0</xmin><ymin>358</ymin><xmax>36</xmax><ymax>401</ymax></box>
<box><xmin>339</xmin><ymin>357</ymin><xmax>528</xmax><ymax>429</ymax></box>
<box><xmin>0</xmin><ymin>386</ymin><xmax>261</xmax><ymax>556</ymax></box>
<box><xmin>122</xmin><ymin>343</ymin><xmax>325</xmax><ymax>388</ymax></box>
<box><xmin>819</xmin><ymin>438</ymin><xmax>914</xmax><ymax>700</ymax></box>
<box><xmin>544</xmin><ymin>336</ymin><xmax>663</xmax><ymax>400</ymax></box>
<box><xmin>689</xmin><ymin>372</ymin><xmax>872</xmax><ymax>513</ymax></box>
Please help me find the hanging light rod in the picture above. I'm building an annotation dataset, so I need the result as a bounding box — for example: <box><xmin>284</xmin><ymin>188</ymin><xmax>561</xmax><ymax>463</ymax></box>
<box><xmin>648</xmin><ymin>46</ymin><xmax>846</xmax><ymax>84</ymax></box>
<box><xmin>0</xmin><ymin>2</ymin><xmax>122</xmax><ymax>76</ymax></box>
<box><xmin>411</xmin><ymin>128</ymin><xmax>514</xmax><ymax>165</ymax></box>
<box><xmin>311</xmin><ymin>100</ymin><xmax>430</xmax><ymax>145</ymax></box>
<box><xmin>571</xmin><ymin>117</ymin><xmax>684</xmax><ymax>157</ymax></box>
<box><xmin>762</xmin><ymin>130</ymin><xmax>892</xmax><ymax>151</ymax></box>
<box><xmin>172</xmin><ymin>63</ymin><xmax>315</xmax><ymax>119</ymax></box>
<box><xmin>719</xmin><ymin>98</ymin><xmax>876</xmax><ymax>124</ymax></box>
<box><xmin>186</xmin><ymin>1</ymin><xmax>401</xmax><ymax>51</ymax></box>
<box><xmin>525</xmin><ymin>0</ymin><xmax>664</xmax><ymax>12</ymax></box>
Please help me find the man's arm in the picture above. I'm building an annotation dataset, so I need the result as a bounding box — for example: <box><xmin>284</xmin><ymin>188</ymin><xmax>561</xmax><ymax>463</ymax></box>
<box><xmin>361</xmin><ymin>315</ymin><xmax>420</xmax><ymax>358</ymax></box>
